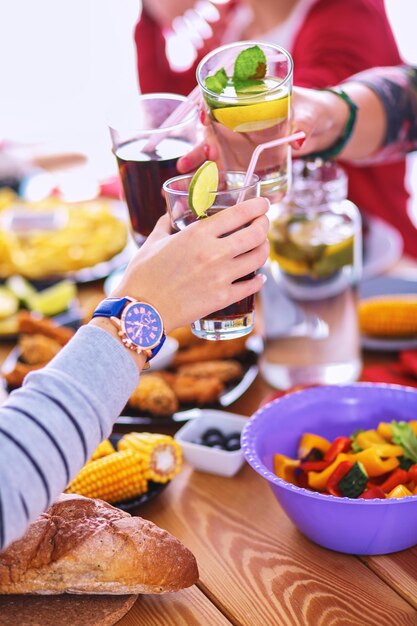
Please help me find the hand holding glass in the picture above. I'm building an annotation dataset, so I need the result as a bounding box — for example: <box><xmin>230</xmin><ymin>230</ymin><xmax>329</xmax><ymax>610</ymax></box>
<box><xmin>163</xmin><ymin>172</ymin><xmax>260</xmax><ymax>340</ymax></box>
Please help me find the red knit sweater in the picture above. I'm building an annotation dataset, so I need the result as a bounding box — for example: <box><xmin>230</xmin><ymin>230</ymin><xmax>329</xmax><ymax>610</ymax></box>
<box><xmin>135</xmin><ymin>0</ymin><xmax>415</xmax><ymax>257</ymax></box>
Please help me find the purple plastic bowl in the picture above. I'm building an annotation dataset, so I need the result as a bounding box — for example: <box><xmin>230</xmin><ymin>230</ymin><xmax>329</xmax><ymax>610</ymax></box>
<box><xmin>241</xmin><ymin>383</ymin><xmax>417</xmax><ymax>555</ymax></box>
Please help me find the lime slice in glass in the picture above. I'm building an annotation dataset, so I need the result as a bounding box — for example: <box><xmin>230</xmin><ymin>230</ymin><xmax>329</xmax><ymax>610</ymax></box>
<box><xmin>188</xmin><ymin>161</ymin><xmax>219</xmax><ymax>218</ymax></box>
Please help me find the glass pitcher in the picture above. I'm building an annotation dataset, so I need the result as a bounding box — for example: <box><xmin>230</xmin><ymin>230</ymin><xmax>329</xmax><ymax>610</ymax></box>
<box><xmin>260</xmin><ymin>159</ymin><xmax>362</xmax><ymax>389</ymax></box>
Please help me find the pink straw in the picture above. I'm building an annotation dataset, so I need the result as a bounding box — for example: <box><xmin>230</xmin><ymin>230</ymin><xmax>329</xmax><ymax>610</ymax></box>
<box><xmin>238</xmin><ymin>131</ymin><xmax>306</xmax><ymax>202</ymax></box>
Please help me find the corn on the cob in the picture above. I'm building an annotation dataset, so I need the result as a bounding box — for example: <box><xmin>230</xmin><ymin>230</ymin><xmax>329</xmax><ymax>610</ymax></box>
<box><xmin>359</xmin><ymin>296</ymin><xmax>417</xmax><ymax>337</ymax></box>
<box><xmin>66</xmin><ymin>450</ymin><xmax>147</xmax><ymax>503</ymax></box>
<box><xmin>89</xmin><ymin>439</ymin><xmax>115</xmax><ymax>462</ymax></box>
<box><xmin>118</xmin><ymin>432</ymin><xmax>182</xmax><ymax>483</ymax></box>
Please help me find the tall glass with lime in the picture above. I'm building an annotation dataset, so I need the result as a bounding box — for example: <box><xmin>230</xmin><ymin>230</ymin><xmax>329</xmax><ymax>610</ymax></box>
<box><xmin>163</xmin><ymin>163</ymin><xmax>260</xmax><ymax>340</ymax></box>
<box><xmin>197</xmin><ymin>42</ymin><xmax>293</xmax><ymax>203</ymax></box>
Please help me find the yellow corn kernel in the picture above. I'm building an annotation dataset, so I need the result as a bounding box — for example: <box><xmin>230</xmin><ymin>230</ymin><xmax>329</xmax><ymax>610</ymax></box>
<box><xmin>89</xmin><ymin>439</ymin><xmax>115</xmax><ymax>462</ymax></box>
<box><xmin>359</xmin><ymin>297</ymin><xmax>417</xmax><ymax>337</ymax></box>
<box><xmin>118</xmin><ymin>432</ymin><xmax>182</xmax><ymax>483</ymax></box>
<box><xmin>66</xmin><ymin>450</ymin><xmax>147</xmax><ymax>503</ymax></box>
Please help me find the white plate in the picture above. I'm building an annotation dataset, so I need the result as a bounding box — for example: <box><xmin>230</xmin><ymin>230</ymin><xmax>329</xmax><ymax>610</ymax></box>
<box><xmin>362</xmin><ymin>216</ymin><xmax>403</xmax><ymax>280</ymax></box>
<box><xmin>359</xmin><ymin>276</ymin><xmax>417</xmax><ymax>351</ymax></box>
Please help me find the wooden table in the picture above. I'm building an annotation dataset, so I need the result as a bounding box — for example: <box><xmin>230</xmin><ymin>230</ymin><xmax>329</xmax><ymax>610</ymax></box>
<box><xmin>2</xmin><ymin>275</ymin><xmax>417</xmax><ymax>625</ymax></box>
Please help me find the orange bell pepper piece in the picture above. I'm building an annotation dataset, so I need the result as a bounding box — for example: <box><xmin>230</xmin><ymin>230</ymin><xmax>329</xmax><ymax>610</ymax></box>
<box><xmin>356</xmin><ymin>430</ymin><xmax>386</xmax><ymax>448</ymax></box>
<box><xmin>348</xmin><ymin>448</ymin><xmax>399</xmax><ymax>477</ymax></box>
<box><xmin>297</xmin><ymin>433</ymin><xmax>331</xmax><ymax>459</ymax></box>
<box><xmin>274</xmin><ymin>454</ymin><xmax>300</xmax><ymax>484</ymax></box>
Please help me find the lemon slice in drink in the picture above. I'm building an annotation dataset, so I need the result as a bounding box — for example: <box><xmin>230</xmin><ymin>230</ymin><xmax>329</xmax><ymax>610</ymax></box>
<box><xmin>213</xmin><ymin>95</ymin><xmax>289</xmax><ymax>132</ymax></box>
<box><xmin>188</xmin><ymin>161</ymin><xmax>219</xmax><ymax>218</ymax></box>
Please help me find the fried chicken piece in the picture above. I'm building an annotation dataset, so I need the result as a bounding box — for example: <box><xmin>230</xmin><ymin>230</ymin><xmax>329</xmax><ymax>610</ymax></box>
<box><xmin>173</xmin><ymin>335</ymin><xmax>248</xmax><ymax>366</ymax></box>
<box><xmin>18</xmin><ymin>311</ymin><xmax>74</xmax><ymax>345</ymax></box>
<box><xmin>168</xmin><ymin>326</ymin><xmax>201</xmax><ymax>349</ymax></box>
<box><xmin>128</xmin><ymin>373</ymin><xmax>179</xmax><ymax>417</ymax></box>
<box><xmin>160</xmin><ymin>372</ymin><xmax>224</xmax><ymax>406</ymax></box>
<box><xmin>177</xmin><ymin>359</ymin><xmax>243</xmax><ymax>383</ymax></box>
<box><xmin>19</xmin><ymin>333</ymin><xmax>62</xmax><ymax>365</ymax></box>
<box><xmin>3</xmin><ymin>362</ymin><xmax>44</xmax><ymax>389</ymax></box>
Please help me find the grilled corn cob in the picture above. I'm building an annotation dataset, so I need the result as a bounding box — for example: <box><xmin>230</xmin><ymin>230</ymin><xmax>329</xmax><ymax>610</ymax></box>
<box><xmin>118</xmin><ymin>432</ymin><xmax>182</xmax><ymax>483</ymax></box>
<box><xmin>89</xmin><ymin>439</ymin><xmax>115</xmax><ymax>461</ymax></box>
<box><xmin>359</xmin><ymin>296</ymin><xmax>417</xmax><ymax>337</ymax></box>
<box><xmin>66</xmin><ymin>449</ymin><xmax>147</xmax><ymax>503</ymax></box>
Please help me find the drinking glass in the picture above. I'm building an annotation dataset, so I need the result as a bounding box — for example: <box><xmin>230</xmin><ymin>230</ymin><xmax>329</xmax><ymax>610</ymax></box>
<box><xmin>197</xmin><ymin>42</ymin><xmax>293</xmax><ymax>203</ymax></box>
<box><xmin>163</xmin><ymin>171</ymin><xmax>260</xmax><ymax>340</ymax></box>
<box><xmin>109</xmin><ymin>94</ymin><xmax>199</xmax><ymax>245</ymax></box>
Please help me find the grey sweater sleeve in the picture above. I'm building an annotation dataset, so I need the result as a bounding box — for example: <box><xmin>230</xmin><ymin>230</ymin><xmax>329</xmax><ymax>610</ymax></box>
<box><xmin>0</xmin><ymin>324</ymin><xmax>139</xmax><ymax>550</ymax></box>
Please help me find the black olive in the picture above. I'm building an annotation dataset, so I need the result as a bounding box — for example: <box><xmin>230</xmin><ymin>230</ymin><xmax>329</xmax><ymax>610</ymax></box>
<box><xmin>224</xmin><ymin>433</ymin><xmax>241</xmax><ymax>451</ymax></box>
<box><xmin>203</xmin><ymin>433</ymin><xmax>225</xmax><ymax>447</ymax></box>
<box><xmin>201</xmin><ymin>428</ymin><xmax>224</xmax><ymax>441</ymax></box>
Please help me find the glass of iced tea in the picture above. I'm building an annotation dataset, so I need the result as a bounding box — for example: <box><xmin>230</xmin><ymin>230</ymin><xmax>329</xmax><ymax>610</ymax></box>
<box><xmin>163</xmin><ymin>170</ymin><xmax>260</xmax><ymax>340</ymax></box>
<box><xmin>197</xmin><ymin>42</ymin><xmax>292</xmax><ymax>203</ymax></box>
<box><xmin>109</xmin><ymin>94</ymin><xmax>199</xmax><ymax>245</ymax></box>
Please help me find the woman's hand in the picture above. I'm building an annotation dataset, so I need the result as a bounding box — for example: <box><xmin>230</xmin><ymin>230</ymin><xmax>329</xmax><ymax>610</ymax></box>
<box><xmin>290</xmin><ymin>86</ymin><xmax>350</xmax><ymax>156</ymax></box>
<box><xmin>110</xmin><ymin>200</ymin><xmax>270</xmax><ymax>333</ymax></box>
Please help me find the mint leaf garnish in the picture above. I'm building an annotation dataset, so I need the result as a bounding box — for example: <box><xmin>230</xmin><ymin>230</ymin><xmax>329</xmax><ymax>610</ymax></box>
<box><xmin>233</xmin><ymin>45</ymin><xmax>267</xmax><ymax>82</ymax></box>
<box><xmin>205</xmin><ymin>68</ymin><xmax>228</xmax><ymax>94</ymax></box>
<box><xmin>391</xmin><ymin>421</ymin><xmax>417</xmax><ymax>463</ymax></box>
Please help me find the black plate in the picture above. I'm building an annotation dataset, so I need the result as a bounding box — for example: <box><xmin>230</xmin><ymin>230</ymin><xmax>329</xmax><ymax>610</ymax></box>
<box><xmin>115</xmin><ymin>335</ymin><xmax>263</xmax><ymax>428</ymax></box>
<box><xmin>111</xmin><ymin>480</ymin><xmax>169</xmax><ymax>512</ymax></box>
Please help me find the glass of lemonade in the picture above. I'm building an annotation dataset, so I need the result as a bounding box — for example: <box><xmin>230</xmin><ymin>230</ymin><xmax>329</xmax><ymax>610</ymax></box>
<box><xmin>109</xmin><ymin>94</ymin><xmax>199</xmax><ymax>245</ymax></box>
<box><xmin>197</xmin><ymin>42</ymin><xmax>293</xmax><ymax>203</ymax></box>
<box><xmin>163</xmin><ymin>171</ymin><xmax>260</xmax><ymax>340</ymax></box>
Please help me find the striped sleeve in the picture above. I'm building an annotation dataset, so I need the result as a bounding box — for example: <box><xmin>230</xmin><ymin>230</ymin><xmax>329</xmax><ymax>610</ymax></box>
<box><xmin>0</xmin><ymin>324</ymin><xmax>139</xmax><ymax>550</ymax></box>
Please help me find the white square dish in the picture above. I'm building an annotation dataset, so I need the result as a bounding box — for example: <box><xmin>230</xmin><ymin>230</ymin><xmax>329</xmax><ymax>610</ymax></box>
<box><xmin>174</xmin><ymin>410</ymin><xmax>248</xmax><ymax>477</ymax></box>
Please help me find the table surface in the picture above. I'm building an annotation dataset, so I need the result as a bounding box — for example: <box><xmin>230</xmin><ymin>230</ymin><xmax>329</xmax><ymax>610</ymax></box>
<box><xmin>2</xmin><ymin>269</ymin><xmax>417</xmax><ymax>626</ymax></box>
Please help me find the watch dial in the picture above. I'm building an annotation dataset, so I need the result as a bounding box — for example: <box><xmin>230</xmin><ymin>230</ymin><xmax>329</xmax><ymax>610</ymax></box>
<box><xmin>123</xmin><ymin>302</ymin><xmax>163</xmax><ymax>349</ymax></box>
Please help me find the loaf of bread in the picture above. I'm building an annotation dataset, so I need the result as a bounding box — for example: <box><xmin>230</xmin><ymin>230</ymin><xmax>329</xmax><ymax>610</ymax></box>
<box><xmin>0</xmin><ymin>494</ymin><xmax>198</xmax><ymax>595</ymax></box>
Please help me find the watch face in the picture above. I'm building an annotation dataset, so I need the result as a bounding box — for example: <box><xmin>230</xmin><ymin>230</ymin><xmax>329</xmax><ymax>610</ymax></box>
<box><xmin>121</xmin><ymin>302</ymin><xmax>164</xmax><ymax>349</ymax></box>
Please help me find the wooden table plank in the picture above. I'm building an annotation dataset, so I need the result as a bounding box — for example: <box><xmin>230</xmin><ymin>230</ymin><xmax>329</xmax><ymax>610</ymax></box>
<box><xmin>117</xmin><ymin>585</ymin><xmax>231</xmax><ymax>626</ymax></box>
<box><xmin>362</xmin><ymin>550</ymin><xmax>417</xmax><ymax>610</ymax></box>
<box><xmin>137</xmin><ymin>463</ymin><xmax>417</xmax><ymax>625</ymax></box>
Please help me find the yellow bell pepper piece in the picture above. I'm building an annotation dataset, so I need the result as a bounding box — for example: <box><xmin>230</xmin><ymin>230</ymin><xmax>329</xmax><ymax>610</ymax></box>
<box><xmin>274</xmin><ymin>454</ymin><xmax>300</xmax><ymax>485</ymax></box>
<box><xmin>307</xmin><ymin>453</ymin><xmax>349</xmax><ymax>491</ymax></box>
<box><xmin>355</xmin><ymin>431</ymin><xmax>403</xmax><ymax>456</ymax></box>
<box><xmin>356</xmin><ymin>430</ymin><xmax>386</xmax><ymax>448</ymax></box>
<box><xmin>377</xmin><ymin>422</ymin><xmax>392</xmax><ymax>441</ymax></box>
<box><xmin>387</xmin><ymin>485</ymin><xmax>413</xmax><ymax>499</ymax></box>
<box><xmin>297</xmin><ymin>433</ymin><xmax>331</xmax><ymax>458</ymax></box>
<box><xmin>348</xmin><ymin>448</ymin><xmax>399</xmax><ymax>477</ymax></box>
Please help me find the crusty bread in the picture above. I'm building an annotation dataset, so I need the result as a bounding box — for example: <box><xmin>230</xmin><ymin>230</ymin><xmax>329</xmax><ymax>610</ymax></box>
<box><xmin>0</xmin><ymin>494</ymin><xmax>198</xmax><ymax>595</ymax></box>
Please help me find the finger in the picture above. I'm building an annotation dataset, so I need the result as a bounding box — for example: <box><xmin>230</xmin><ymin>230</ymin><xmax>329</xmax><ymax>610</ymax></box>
<box><xmin>224</xmin><ymin>214</ymin><xmax>270</xmax><ymax>257</ymax></box>
<box><xmin>208</xmin><ymin>198</ymin><xmax>270</xmax><ymax>237</ymax></box>
<box><xmin>231</xmin><ymin>241</ymin><xmax>270</xmax><ymax>279</ymax></box>
<box><xmin>177</xmin><ymin>142</ymin><xmax>206</xmax><ymax>173</ymax></box>
<box><xmin>229</xmin><ymin>272</ymin><xmax>266</xmax><ymax>302</ymax></box>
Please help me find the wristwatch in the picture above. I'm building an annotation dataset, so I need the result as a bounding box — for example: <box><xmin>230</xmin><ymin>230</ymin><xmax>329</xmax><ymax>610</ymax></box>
<box><xmin>92</xmin><ymin>297</ymin><xmax>166</xmax><ymax>363</ymax></box>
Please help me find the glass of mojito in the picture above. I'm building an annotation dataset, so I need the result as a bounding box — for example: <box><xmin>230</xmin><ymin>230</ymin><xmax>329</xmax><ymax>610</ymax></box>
<box><xmin>163</xmin><ymin>164</ymin><xmax>260</xmax><ymax>340</ymax></box>
<box><xmin>197</xmin><ymin>42</ymin><xmax>293</xmax><ymax>203</ymax></box>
